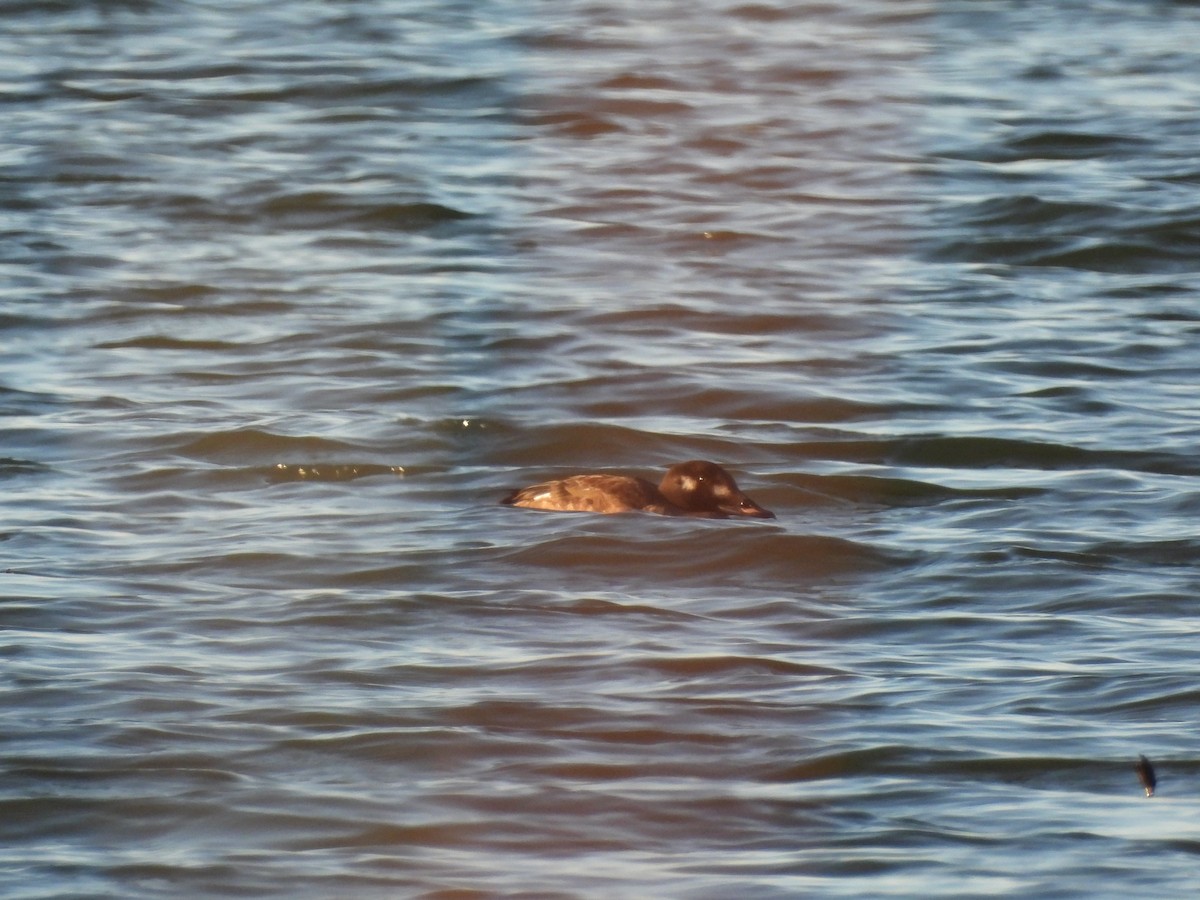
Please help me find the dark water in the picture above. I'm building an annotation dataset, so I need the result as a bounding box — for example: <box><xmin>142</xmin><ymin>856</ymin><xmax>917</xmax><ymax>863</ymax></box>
<box><xmin>4</xmin><ymin>1</ymin><xmax>1200</xmax><ymax>897</ymax></box>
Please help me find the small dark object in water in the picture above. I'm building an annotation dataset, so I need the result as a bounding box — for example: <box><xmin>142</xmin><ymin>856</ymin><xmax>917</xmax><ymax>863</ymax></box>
<box><xmin>1135</xmin><ymin>754</ymin><xmax>1156</xmax><ymax>797</ymax></box>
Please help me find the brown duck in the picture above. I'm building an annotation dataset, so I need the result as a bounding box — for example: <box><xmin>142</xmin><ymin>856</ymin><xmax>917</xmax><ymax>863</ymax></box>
<box><xmin>501</xmin><ymin>460</ymin><xmax>774</xmax><ymax>519</ymax></box>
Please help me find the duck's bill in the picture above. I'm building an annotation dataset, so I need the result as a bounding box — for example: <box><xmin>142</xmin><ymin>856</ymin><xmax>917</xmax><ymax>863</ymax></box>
<box><xmin>722</xmin><ymin>498</ymin><xmax>775</xmax><ymax>519</ymax></box>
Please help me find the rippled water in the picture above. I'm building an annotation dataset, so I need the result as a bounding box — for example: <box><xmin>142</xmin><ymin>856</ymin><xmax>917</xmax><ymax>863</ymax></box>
<box><xmin>5</xmin><ymin>1</ymin><xmax>1200</xmax><ymax>897</ymax></box>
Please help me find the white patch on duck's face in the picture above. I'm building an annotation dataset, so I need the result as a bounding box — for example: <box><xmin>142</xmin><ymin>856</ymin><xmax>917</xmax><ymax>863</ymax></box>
<box><xmin>683</xmin><ymin>473</ymin><xmax>735</xmax><ymax>506</ymax></box>
<box><xmin>712</xmin><ymin>482</ymin><xmax>735</xmax><ymax>502</ymax></box>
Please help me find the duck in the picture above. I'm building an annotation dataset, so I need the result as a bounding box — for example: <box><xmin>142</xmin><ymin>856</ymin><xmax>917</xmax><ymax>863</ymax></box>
<box><xmin>501</xmin><ymin>460</ymin><xmax>774</xmax><ymax>519</ymax></box>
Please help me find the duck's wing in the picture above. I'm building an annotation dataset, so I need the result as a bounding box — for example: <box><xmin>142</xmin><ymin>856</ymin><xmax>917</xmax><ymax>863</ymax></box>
<box><xmin>502</xmin><ymin>474</ymin><xmax>668</xmax><ymax>514</ymax></box>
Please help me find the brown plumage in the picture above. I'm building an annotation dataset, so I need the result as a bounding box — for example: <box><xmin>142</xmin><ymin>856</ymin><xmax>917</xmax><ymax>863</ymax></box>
<box><xmin>501</xmin><ymin>460</ymin><xmax>774</xmax><ymax>519</ymax></box>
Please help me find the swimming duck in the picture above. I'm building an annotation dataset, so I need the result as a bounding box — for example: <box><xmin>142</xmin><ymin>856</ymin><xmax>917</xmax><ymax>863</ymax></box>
<box><xmin>501</xmin><ymin>460</ymin><xmax>774</xmax><ymax>519</ymax></box>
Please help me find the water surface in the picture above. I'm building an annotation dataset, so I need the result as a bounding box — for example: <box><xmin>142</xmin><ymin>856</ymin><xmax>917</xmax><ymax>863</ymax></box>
<box><xmin>4</xmin><ymin>1</ymin><xmax>1200</xmax><ymax>897</ymax></box>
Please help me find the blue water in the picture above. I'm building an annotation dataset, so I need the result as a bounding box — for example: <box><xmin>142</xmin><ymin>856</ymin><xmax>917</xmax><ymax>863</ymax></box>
<box><xmin>3</xmin><ymin>1</ymin><xmax>1200</xmax><ymax>897</ymax></box>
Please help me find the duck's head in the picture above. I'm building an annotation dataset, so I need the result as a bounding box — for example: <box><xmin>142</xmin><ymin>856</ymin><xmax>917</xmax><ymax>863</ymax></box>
<box><xmin>659</xmin><ymin>460</ymin><xmax>775</xmax><ymax>519</ymax></box>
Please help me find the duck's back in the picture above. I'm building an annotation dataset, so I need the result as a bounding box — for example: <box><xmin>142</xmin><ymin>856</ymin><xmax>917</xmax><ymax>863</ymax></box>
<box><xmin>502</xmin><ymin>473</ymin><xmax>672</xmax><ymax>514</ymax></box>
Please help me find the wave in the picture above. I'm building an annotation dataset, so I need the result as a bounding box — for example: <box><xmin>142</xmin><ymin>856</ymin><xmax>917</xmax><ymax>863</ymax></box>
<box><xmin>929</xmin><ymin>191</ymin><xmax>1200</xmax><ymax>273</ymax></box>
<box><xmin>787</xmin><ymin>434</ymin><xmax>1200</xmax><ymax>478</ymax></box>
<box><xmin>254</xmin><ymin>193</ymin><xmax>474</xmax><ymax>232</ymax></box>
<box><xmin>947</xmin><ymin>129</ymin><xmax>1153</xmax><ymax>164</ymax></box>
<box><xmin>265</xmin><ymin>462</ymin><xmax>404</xmax><ymax>483</ymax></box>
<box><xmin>174</xmin><ymin>428</ymin><xmax>364</xmax><ymax>462</ymax></box>
<box><xmin>501</xmin><ymin>527</ymin><xmax>908</xmax><ymax>586</ymax></box>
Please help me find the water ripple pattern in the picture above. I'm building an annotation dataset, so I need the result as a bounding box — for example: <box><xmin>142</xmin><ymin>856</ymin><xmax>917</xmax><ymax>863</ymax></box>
<box><xmin>3</xmin><ymin>1</ymin><xmax>1200</xmax><ymax>897</ymax></box>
